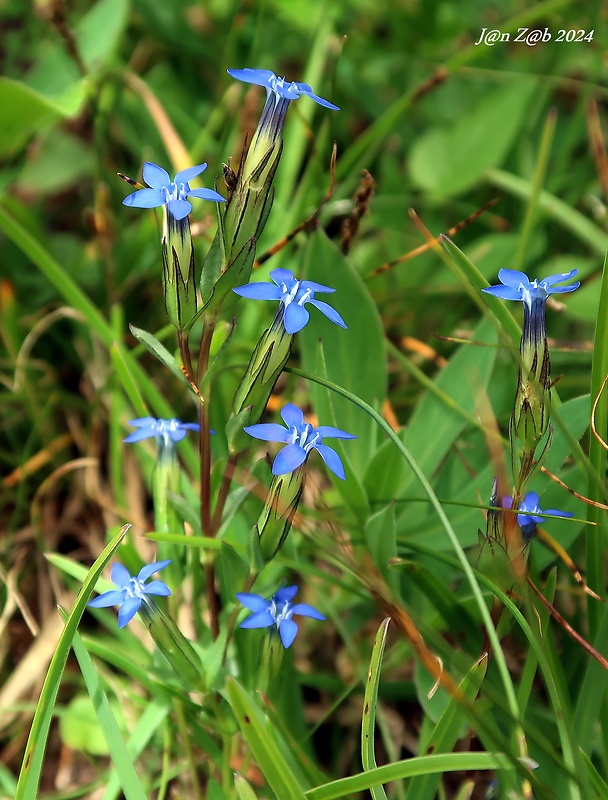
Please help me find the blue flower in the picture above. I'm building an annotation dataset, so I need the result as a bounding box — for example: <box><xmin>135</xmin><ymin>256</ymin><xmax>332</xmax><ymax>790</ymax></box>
<box><xmin>88</xmin><ymin>561</ymin><xmax>172</xmax><ymax>628</ymax></box>
<box><xmin>236</xmin><ymin>585</ymin><xmax>326</xmax><ymax>649</ymax></box>
<box><xmin>244</xmin><ymin>402</ymin><xmax>356</xmax><ymax>479</ymax></box>
<box><xmin>227</xmin><ymin>68</ymin><xmax>339</xmax><ymax>111</ymax></box>
<box><xmin>124</xmin><ymin>417</ymin><xmax>202</xmax><ymax>445</ymax></box>
<box><xmin>481</xmin><ymin>268</ymin><xmax>579</xmax><ymax>308</ymax></box>
<box><xmin>233</xmin><ymin>268</ymin><xmax>347</xmax><ymax>334</ymax></box>
<box><xmin>503</xmin><ymin>491</ymin><xmax>573</xmax><ymax>541</ymax></box>
<box><xmin>122</xmin><ymin>162</ymin><xmax>225</xmax><ymax>221</ymax></box>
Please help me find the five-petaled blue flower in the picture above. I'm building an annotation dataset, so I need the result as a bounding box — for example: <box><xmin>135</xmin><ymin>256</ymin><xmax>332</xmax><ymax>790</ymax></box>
<box><xmin>233</xmin><ymin>268</ymin><xmax>347</xmax><ymax>334</ymax></box>
<box><xmin>122</xmin><ymin>162</ymin><xmax>225</xmax><ymax>221</ymax></box>
<box><xmin>482</xmin><ymin>269</ymin><xmax>579</xmax><ymax>308</ymax></box>
<box><xmin>244</xmin><ymin>402</ymin><xmax>356</xmax><ymax>479</ymax></box>
<box><xmin>237</xmin><ymin>585</ymin><xmax>326</xmax><ymax>649</ymax></box>
<box><xmin>124</xmin><ymin>417</ymin><xmax>201</xmax><ymax>445</ymax></box>
<box><xmin>88</xmin><ymin>561</ymin><xmax>172</xmax><ymax>628</ymax></box>
<box><xmin>503</xmin><ymin>491</ymin><xmax>573</xmax><ymax>541</ymax></box>
<box><xmin>227</xmin><ymin>68</ymin><xmax>339</xmax><ymax>111</ymax></box>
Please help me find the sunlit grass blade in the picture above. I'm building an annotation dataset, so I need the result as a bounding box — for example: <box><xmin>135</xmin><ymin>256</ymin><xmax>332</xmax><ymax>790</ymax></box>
<box><xmin>15</xmin><ymin>525</ymin><xmax>129</xmax><ymax>800</ymax></box>
<box><xmin>65</xmin><ymin>611</ymin><xmax>149</xmax><ymax>800</ymax></box>
<box><xmin>361</xmin><ymin>618</ymin><xmax>390</xmax><ymax>800</ymax></box>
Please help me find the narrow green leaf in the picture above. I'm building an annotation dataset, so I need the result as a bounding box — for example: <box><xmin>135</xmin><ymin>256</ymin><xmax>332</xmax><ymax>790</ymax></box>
<box><xmin>15</xmin><ymin>525</ymin><xmax>128</xmax><ymax>800</ymax></box>
<box><xmin>234</xmin><ymin>774</ymin><xmax>259</xmax><ymax>800</ymax></box>
<box><xmin>408</xmin><ymin>656</ymin><xmax>488</xmax><ymax>800</ymax></box>
<box><xmin>65</xmin><ymin>615</ymin><xmax>149</xmax><ymax>800</ymax></box>
<box><xmin>305</xmin><ymin>752</ymin><xmax>511</xmax><ymax>800</ymax></box>
<box><xmin>128</xmin><ymin>324</ymin><xmax>191</xmax><ymax>391</ymax></box>
<box><xmin>225</xmin><ymin>678</ymin><xmax>308</xmax><ymax>800</ymax></box>
<box><xmin>361</xmin><ymin>618</ymin><xmax>390</xmax><ymax>800</ymax></box>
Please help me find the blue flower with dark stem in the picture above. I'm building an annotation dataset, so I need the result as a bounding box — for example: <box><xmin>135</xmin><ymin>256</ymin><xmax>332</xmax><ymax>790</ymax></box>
<box><xmin>227</xmin><ymin>68</ymin><xmax>339</xmax><ymax>110</ymax></box>
<box><xmin>122</xmin><ymin>162</ymin><xmax>225</xmax><ymax>221</ymax></box>
<box><xmin>233</xmin><ymin>268</ymin><xmax>347</xmax><ymax>334</ymax></box>
<box><xmin>244</xmin><ymin>402</ymin><xmax>356</xmax><ymax>479</ymax></box>
<box><xmin>503</xmin><ymin>491</ymin><xmax>573</xmax><ymax>542</ymax></box>
<box><xmin>237</xmin><ymin>585</ymin><xmax>326</xmax><ymax>649</ymax></box>
<box><xmin>88</xmin><ymin>561</ymin><xmax>171</xmax><ymax>628</ymax></box>
<box><xmin>124</xmin><ymin>417</ymin><xmax>202</xmax><ymax>446</ymax></box>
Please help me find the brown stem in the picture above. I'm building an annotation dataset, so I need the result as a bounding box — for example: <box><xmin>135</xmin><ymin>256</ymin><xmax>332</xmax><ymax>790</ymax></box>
<box><xmin>210</xmin><ymin>453</ymin><xmax>238</xmax><ymax>534</ymax></box>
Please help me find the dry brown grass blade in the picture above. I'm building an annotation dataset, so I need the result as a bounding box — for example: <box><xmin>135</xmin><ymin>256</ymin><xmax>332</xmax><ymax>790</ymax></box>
<box><xmin>124</xmin><ymin>71</ymin><xmax>191</xmax><ymax>172</ymax></box>
<box><xmin>527</xmin><ymin>578</ymin><xmax>608</xmax><ymax>671</ymax></box>
<box><xmin>254</xmin><ymin>142</ymin><xmax>338</xmax><ymax>268</ymax></box>
<box><xmin>591</xmin><ymin>372</ymin><xmax>608</xmax><ymax>452</ymax></box>
<box><xmin>586</xmin><ymin>98</ymin><xmax>608</xmax><ymax>203</ymax></box>
<box><xmin>541</xmin><ymin>465</ymin><xmax>608</xmax><ymax>511</ymax></box>
<box><xmin>370</xmin><ymin>198</ymin><xmax>499</xmax><ymax>277</ymax></box>
<box><xmin>534</xmin><ymin>526</ymin><xmax>603</xmax><ymax>601</ymax></box>
<box><xmin>400</xmin><ymin>335</ymin><xmax>448</xmax><ymax>368</ymax></box>
<box><xmin>3</xmin><ymin>433</ymin><xmax>72</xmax><ymax>487</ymax></box>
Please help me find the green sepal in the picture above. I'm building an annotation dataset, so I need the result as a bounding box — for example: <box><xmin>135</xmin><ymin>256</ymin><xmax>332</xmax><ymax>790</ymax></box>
<box><xmin>162</xmin><ymin>213</ymin><xmax>197</xmax><ymax>329</ymax></box>
<box><xmin>226</xmin><ymin>405</ymin><xmax>257</xmax><ymax>456</ymax></box>
<box><xmin>255</xmin><ymin>467</ymin><xmax>305</xmax><ymax>564</ymax></box>
<box><xmin>138</xmin><ymin>596</ymin><xmax>204</xmax><ymax>690</ymax></box>
<box><xmin>247</xmin><ymin>522</ymin><xmax>266</xmax><ymax>574</ymax></box>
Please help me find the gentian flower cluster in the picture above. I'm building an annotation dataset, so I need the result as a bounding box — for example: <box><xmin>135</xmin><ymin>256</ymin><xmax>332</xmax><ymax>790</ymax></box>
<box><xmin>123</xmin><ymin>162</ymin><xmax>225</xmax><ymax>221</ymax></box>
<box><xmin>237</xmin><ymin>585</ymin><xmax>325</xmax><ymax>649</ymax></box>
<box><xmin>88</xmin><ymin>561</ymin><xmax>171</xmax><ymax>628</ymax></box>
<box><xmin>245</xmin><ymin>402</ymin><xmax>356</xmax><ymax>480</ymax></box>
<box><xmin>233</xmin><ymin>268</ymin><xmax>347</xmax><ymax>334</ymax></box>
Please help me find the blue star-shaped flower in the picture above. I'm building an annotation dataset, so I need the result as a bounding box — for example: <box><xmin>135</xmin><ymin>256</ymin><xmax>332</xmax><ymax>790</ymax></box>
<box><xmin>481</xmin><ymin>269</ymin><xmax>579</xmax><ymax>308</ymax></box>
<box><xmin>227</xmin><ymin>68</ymin><xmax>339</xmax><ymax>111</ymax></box>
<box><xmin>233</xmin><ymin>268</ymin><xmax>347</xmax><ymax>334</ymax></box>
<box><xmin>503</xmin><ymin>491</ymin><xmax>573</xmax><ymax>541</ymax></box>
<box><xmin>88</xmin><ymin>561</ymin><xmax>172</xmax><ymax>628</ymax></box>
<box><xmin>122</xmin><ymin>162</ymin><xmax>225</xmax><ymax>221</ymax></box>
<box><xmin>236</xmin><ymin>585</ymin><xmax>326</xmax><ymax>649</ymax></box>
<box><xmin>244</xmin><ymin>402</ymin><xmax>356</xmax><ymax>479</ymax></box>
<box><xmin>124</xmin><ymin>417</ymin><xmax>201</xmax><ymax>445</ymax></box>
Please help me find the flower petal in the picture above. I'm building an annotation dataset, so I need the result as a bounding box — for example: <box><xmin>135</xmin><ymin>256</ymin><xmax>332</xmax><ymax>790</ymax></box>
<box><xmin>239</xmin><ymin>610</ymin><xmax>275</xmax><ymax>628</ymax></box>
<box><xmin>167</xmin><ymin>198</ymin><xmax>192</xmax><ymax>220</ymax></box>
<box><xmin>270</xmin><ymin>268</ymin><xmax>296</xmax><ymax>286</ymax></box>
<box><xmin>280</xmin><ymin>403</ymin><xmax>304</xmax><ymax>428</ymax></box>
<box><xmin>295</xmin><ymin>83</ymin><xmax>340</xmax><ymax>111</ymax></box>
<box><xmin>88</xmin><ymin>590</ymin><xmax>126</xmax><ymax>608</ymax></box>
<box><xmin>138</xmin><ymin>560</ymin><xmax>172</xmax><ymax>582</ymax></box>
<box><xmin>175</xmin><ymin>164</ymin><xmax>207</xmax><ymax>184</ymax></box>
<box><xmin>299</xmin><ymin>279</ymin><xmax>335</xmax><ymax>294</ymax></box>
<box><xmin>291</xmin><ymin>603</ymin><xmax>326</xmax><ymax>620</ymax></box>
<box><xmin>117</xmin><ymin>596</ymin><xmax>142</xmax><ymax>628</ymax></box>
<box><xmin>275</xmin><ymin>586</ymin><xmax>298</xmax><ymax>603</ymax></box>
<box><xmin>542</xmin><ymin>269</ymin><xmax>578</xmax><ymax>288</ymax></box>
<box><xmin>111</xmin><ymin>563</ymin><xmax>132</xmax><ymax>589</ymax></box>
<box><xmin>142</xmin><ymin>162</ymin><xmax>171</xmax><ymax>190</ymax></box>
<box><xmin>272</xmin><ymin>444</ymin><xmax>307</xmax><ymax>475</ymax></box>
<box><xmin>123</xmin><ymin>426</ymin><xmax>157</xmax><ymax>443</ymax></box>
<box><xmin>284</xmin><ymin>303</ymin><xmax>310</xmax><ymax>333</ymax></box>
<box><xmin>187</xmin><ymin>188</ymin><xmax>226</xmax><ymax>203</ymax></box>
<box><xmin>236</xmin><ymin>593</ymin><xmax>269</xmax><ymax>612</ymax></box>
<box><xmin>497</xmin><ymin>268</ymin><xmax>530</xmax><ymax>288</ymax></box>
<box><xmin>179</xmin><ymin>422</ymin><xmax>201</xmax><ymax>431</ymax></box>
<box><xmin>279</xmin><ymin>619</ymin><xmax>299</xmax><ymax>648</ymax></box>
<box><xmin>314</xmin><ymin>444</ymin><xmax>346</xmax><ymax>480</ymax></box>
<box><xmin>122</xmin><ymin>188</ymin><xmax>164</xmax><ymax>209</ymax></box>
<box><xmin>481</xmin><ymin>285</ymin><xmax>524</xmax><ymax>301</ymax></box>
<box><xmin>541</xmin><ymin>509</ymin><xmax>574</xmax><ymax>520</ymax></box>
<box><xmin>227</xmin><ymin>68</ymin><xmax>276</xmax><ymax>88</ymax></box>
<box><xmin>244</xmin><ymin>423</ymin><xmax>290</xmax><ymax>442</ymax></box>
<box><xmin>233</xmin><ymin>282</ymin><xmax>283</xmax><ymax>301</ymax></box>
<box><xmin>143</xmin><ymin>580</ymin><xmax>172</xmax><ymax>596</ymax></box>
<box><xmin>519</xmin><ymin>491</ymin><xmax>540</xmax><ymax>513</ymax></box>
<box><xmin>314</xmin><ymin>426</ymin><xmax>357</xmax><ymax>439</ymax></box>
<box><xmin>166</xmin><ymin>427</ymin><xmax>188</xmax><ymax>442</ymax></box>
<box><xmin>546</xmin><ymin>282</ymin><xmax>580</xmax><ymax>295</ymax></box>
<box><xmin>307</xmin><ymin>299</ymin><xmax>347</xmax><ymax>328</ymax></box>
<box><xmin>128</xmin><ymin>417</ymin><xmax>157</xmax><ymax>427</ymax></box>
